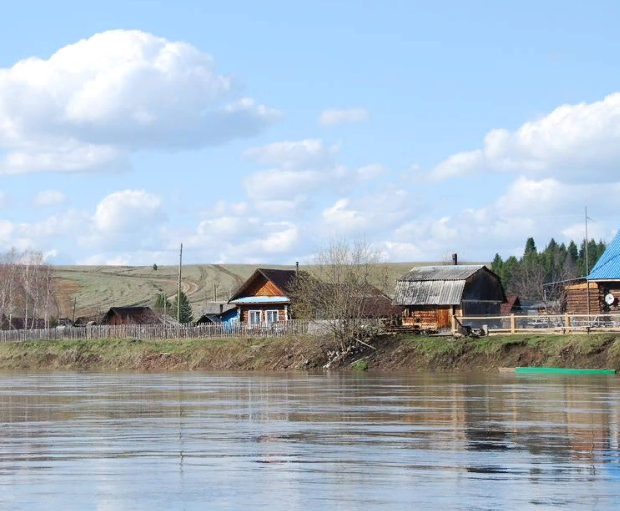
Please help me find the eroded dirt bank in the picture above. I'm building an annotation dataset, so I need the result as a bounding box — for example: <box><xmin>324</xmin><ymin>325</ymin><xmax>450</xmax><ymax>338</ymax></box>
<box><xmin>0</xmin><ymin>333</ymin><xmax>619</xmax><ymax>372</ymax></box>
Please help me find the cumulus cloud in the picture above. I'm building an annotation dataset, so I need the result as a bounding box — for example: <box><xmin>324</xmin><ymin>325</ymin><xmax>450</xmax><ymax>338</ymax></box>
<box><xmin>430</xmin><ymin>92</ymin><xmax>620</xmax><ymax>182</ymax></box>
<box><xmin>93</xmin><ymin>189</ymin><xmax>165</xmax><ymax>233</ymax></box>
<box><xmin>243</xmin><ymin>169</ymin><xmax>324</xmax><ymax>202</ymax></box>
<box><xmin>242</xmin><ymin>139</ymin><xmax>339</xmax><ymax>169</ymax></box>
<box><xmin>34</xmin><ymin>190</ymin><xmax>67</xmax><ymax>206</ymax></box>
<box><xmin>321</xmin><ymin>187</ymin><xmax>415</xmax><ymax>234</ymax></box>
<box><xmin>0</xmin><ymin>29</ymin><xmax>279</xmax><ymax>174</ymax></box>
<box><xmin>318</xmin><ymin>108</ymin><xmax>369</xmax><ymax>126</ymax></box>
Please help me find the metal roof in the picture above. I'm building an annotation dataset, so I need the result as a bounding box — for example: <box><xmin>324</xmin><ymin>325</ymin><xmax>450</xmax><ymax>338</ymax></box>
<box><xmin>588</xmin><ymin>230</ymin><xmax>620</xmax><ymax>280</ymax></box>
<box><xmin>398</xmin><ymin>265</ymin><xmax>485</xmax><ymax>282</ymax></box>
<box><xmin>394</xmin><ymin>280</ymin><xmax>466</xmax><ymax>306</ymax></box>
<box><xmin>230</xmin><ymin>296</ymin><xmax>290</xmax><ymax>305</ymax></box>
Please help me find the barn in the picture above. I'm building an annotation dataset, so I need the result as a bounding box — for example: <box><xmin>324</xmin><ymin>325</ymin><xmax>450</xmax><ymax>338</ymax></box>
<box><xmin>565</xmin><ymin>229</ymin><xmax>620</xmax><ymax>314</ymax></box>
<box><xmin>101</xmin><ymin>306</ymin><xmax>162</xmax><ymax>325</ymax></box>
<box><xmin>394</xmin><ymin>265</ymin><xmax>506</xmax><ymax>330</ymax></box>
<box><xmin>229</xmin><ymin>269</ymin><xmax>298</xmax><ymax>325</ymax></box>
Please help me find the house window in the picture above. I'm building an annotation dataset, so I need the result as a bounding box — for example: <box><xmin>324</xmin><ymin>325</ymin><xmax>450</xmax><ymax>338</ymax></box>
<box><xmin>265</xmin><ymin>310</ymin><xmax>278</xmax><ymax>324</ymax></box>
<box><xmin>249</xmin><ymin>310</ymin><xmax>261</xmax><ymax>325</ymax></box>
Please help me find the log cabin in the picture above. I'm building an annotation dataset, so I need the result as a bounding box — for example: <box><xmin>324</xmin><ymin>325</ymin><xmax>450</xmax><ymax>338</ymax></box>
<box><xmin>229</xmin><ymin>269</ymin><xmax>299</xmax><ymax>325</ymax></box>
<box><xmin>565</xmin><ymin>230</ymin><xmax>620</xmax><ymax>314</ymax></box>
<box><xmin>394</xmin><ymin>264</ymin><xmax>506</xmax><ymax>330</ymax></box>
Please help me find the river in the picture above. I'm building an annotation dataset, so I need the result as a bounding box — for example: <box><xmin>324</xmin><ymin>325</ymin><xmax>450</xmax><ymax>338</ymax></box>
<box><xmin>0</xmin><ymin>372</ymin><xmax>619</xmax><ymax>510</ymax></box>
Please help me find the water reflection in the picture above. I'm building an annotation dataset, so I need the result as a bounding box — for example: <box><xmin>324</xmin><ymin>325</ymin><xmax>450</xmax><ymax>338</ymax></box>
<box><xmin>0</xmin><ymin>372</ymin><xmax>619</xmax><ymax>510</ymax></box>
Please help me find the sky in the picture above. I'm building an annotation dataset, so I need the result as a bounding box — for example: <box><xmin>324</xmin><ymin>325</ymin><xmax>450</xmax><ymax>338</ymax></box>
<box><xmin>1</xmin><ymin>0</ymin><xmax>620</xmax><ymax>265</ymax></box>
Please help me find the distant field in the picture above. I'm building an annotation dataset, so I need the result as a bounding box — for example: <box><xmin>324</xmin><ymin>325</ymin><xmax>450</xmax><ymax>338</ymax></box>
<box><xmin>51</xmin><ymin>261</ymin><xmax>486</xmax><ymax>318</ymax></box>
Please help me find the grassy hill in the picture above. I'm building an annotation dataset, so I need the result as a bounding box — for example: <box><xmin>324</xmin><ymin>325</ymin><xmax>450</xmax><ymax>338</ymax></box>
<box><xmin>51</xmin><ymin>262</ymin><xmax>485</xmax><ymax>318</ymax></box>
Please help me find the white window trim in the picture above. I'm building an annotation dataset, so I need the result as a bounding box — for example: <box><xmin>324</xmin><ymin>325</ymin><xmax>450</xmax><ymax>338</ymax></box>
<box><xmin>266</xmin><ymin>310</ymin><xmax>279</xmax><ymax>324</ymax></box>
<box><xmin>249</xmin><ymin>310</ymin><xmax>261</xmax><ymax>325</ymax></box>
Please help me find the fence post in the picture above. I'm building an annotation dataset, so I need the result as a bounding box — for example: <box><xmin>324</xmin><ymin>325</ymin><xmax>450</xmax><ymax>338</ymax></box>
<box><xmin>451</xmin><ymin>314</ymin><xmax>456</xmax><ymax>335</ymax></box>
<box><xmin>510</xmin><ymin>314</ymin><xmax>516</xmax><ymax>334</ymax></box>
<box><xmin>565</xmin><ymin>313</ymin><xmax>571</xmax><ymax>333</ymax></box>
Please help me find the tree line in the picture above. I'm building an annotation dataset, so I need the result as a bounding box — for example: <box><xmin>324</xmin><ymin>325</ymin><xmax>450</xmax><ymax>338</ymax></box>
<box><xmin>0</xmin><ymin>249</ymin><xmax>58</xmax><ymax>329</ymax></box>
<box><xmin>490</xmin><ymin>237</ymin><xmax>607</xmax><ymax>301</ymax></box>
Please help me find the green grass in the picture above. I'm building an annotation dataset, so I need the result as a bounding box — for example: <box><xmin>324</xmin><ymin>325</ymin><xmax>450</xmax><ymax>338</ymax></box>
<box><xmin>350</xmin><ymin>359</ymin><xmax>369</xmax><ymax>371</ymax></box>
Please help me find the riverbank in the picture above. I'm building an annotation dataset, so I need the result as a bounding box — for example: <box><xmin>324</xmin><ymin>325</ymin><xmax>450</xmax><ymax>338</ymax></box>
<box><xmin>0</xmin><ymin>333</ymin><xmax>619</xmax><ymax>372</ymax></box>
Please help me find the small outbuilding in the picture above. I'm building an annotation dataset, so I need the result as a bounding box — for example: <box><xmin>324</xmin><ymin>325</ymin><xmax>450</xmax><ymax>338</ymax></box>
<box><xmin>101</xmin><ymin>306</ymin><xmax>161</xmax><ymax>325</ymax></box>
<box><xmin>394</xmin><ymin>264</ymin><xmax>506</xmax><ymax>330</ymax></box>
<box><xmin>195</xmin><ymin>302</ymin><xmax>238</xmax><ymax>326</ymax></box>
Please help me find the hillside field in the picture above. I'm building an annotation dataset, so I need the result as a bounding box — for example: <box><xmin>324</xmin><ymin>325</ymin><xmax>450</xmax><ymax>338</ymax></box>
<box><xmin>51</xmin><ymin>262</ymin><xmax>485</xmax><ymax>319</ymax></box>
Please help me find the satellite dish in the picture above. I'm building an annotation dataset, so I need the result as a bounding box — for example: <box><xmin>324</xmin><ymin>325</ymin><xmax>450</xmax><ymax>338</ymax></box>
<box><xmin>605</xmin><ymin>293</ymin><xmax>615</xmax><ymax>305</ymax></box>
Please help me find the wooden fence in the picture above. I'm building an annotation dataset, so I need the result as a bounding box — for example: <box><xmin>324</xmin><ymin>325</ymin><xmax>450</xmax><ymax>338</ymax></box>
<box><xmin>0</xmin><ymin>320</ymin><xmax>312</xmax><ymax>343</ymax></box>
<box><xmin>0</xmin><ymin>318</ymin><xmax>388</xmax><ymax>343</ymax></box>
<box><xmin>456</xmin><ymin>312</ymin><xmax>620</xmax><ymax>335</ymax></box>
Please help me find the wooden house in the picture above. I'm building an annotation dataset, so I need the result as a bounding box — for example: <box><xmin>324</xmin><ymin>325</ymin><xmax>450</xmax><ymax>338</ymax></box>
<box><xmin>101</xmin><ymin>306</ymin><xmax>161</xmax><ymax>325</ymax></box>
<box><xmin>229</xmin><ymin>269</ymin><xmax>298</xmax><ymax>325</ymax></box>
<box><xmin>195</xmin><ymin>302</ymin><xmax>238</xmax><ymax>326</ymax></box>
<box><xmin>565</xmin><ymin>230</ymin><xmax>620</xmax><ymax>314</ymax></box>
<box><xmin>394</xmin><ymin>264</ymin><xmax>506</xmax><ymax>330</ymax></box>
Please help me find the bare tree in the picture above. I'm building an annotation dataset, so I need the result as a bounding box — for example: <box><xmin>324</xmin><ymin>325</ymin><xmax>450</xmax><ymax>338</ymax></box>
<box><xmin>290</xmin><ymin>237</ymin><xmax>390</xmax><ymax>350</ymax></box>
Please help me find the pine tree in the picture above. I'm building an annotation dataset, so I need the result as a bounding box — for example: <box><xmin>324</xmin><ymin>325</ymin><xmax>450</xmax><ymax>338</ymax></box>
<box><xmin>567</xmin><ymin>240</ymin><xmax>578</xmax><ymax>263</ymax></box>
<box><xmin>524</xmin><ymin>237</ymin><xmax>537</xmax><ymax>256</ymax></box>
<box><xmin>491</xmin><ymin>253</ymin><xmax>504</xmax><ymax>281</ymax></box>
<box><xmin>153</xmin><ymin>293</ymin><xmax>172</xmax><ymax>314</ymax></box>
<box><xmin>172</xmin><ymin>291</ymin><xmax>193</xmax><ymax>324</ymax></box>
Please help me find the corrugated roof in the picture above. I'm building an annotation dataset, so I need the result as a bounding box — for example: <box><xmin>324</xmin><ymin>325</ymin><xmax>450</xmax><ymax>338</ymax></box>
<box><xmin>398</xmin><ymin>265</ymin><xmax>485</xmax><ymax>282</ymax></box>
<box><xmin>394</xmin><ymin>280</ymin><xmax>466</xmax><ymax>306</ymax></box>
<box><xmin>588</xmin><ymin>230</ymin><xmax>620</xmax><ymax>280</ymax></box>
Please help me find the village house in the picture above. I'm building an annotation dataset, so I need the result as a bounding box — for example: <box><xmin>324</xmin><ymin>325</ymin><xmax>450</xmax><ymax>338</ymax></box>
<box><xmin>195</xmin><ymin>302</ymin><xmax>238</xmax><ymax>326</ymax></box>
<box><xmin>101</xmin><ymin>306</ymin><xmax>162</xmax><ymax>325</ymax></box>
<box><xmin>565</xmin><ymin>230</ymin><xmax>620</xmax><ymax>314</ymax></box>
<box><xmin>229</xmin><ymin>269</ymin><xmax>298</xmax><ymax>325</ymax></box>
<box><xmin>394</xmin><ymin>260</ymin><xmax>506</xmax><ymax>330</ymax></box>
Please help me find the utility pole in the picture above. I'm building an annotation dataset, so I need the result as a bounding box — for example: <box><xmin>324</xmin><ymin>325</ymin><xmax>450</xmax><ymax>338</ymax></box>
<box><xmin>585</xmin><ymin>207</ymin><xmax>590</xmax><ymax>319</ymax></box>
<box><xmin>178</xmin><ymin>243</ymin><xmax>183</xmax><ymax>324</ymax></box>
<box><xmin>72</xmin><ymin>296</ymin><xmax>77</xmax><ymax>323</ymax></box>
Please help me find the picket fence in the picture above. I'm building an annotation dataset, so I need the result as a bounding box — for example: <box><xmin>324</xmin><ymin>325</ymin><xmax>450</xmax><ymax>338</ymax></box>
<box><xmin>0</xmin><ymin>320</ymin><xmax>312</xmax><ymax>342</ymax></box>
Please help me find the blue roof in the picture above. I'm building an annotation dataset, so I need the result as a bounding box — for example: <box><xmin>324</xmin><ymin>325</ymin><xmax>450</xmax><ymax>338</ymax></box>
<box><xmin>588</xmin><ymin>230</ymin><xmax>620</xmax><ymax>280</ymax></box>
<box><xmin>230</xmin><ymin>296</ymin><xmax>290</xmax><ymax>304</ymax></box>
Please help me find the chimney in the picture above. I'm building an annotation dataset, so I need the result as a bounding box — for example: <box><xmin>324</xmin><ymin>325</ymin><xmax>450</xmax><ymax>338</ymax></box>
<box><xmin>219</xmin><ymin>303</ymin><xmax>224</xmax><ymax>314</ymax></box>
<box><xmin>296</xmin><ymin>261</ymin><xmax>299</xmax><ymax>275</ymax></box>
<box><xmin>452</xmin><ymin>253</ymin><xmax>458</xmax><ymax>266</ymax></box>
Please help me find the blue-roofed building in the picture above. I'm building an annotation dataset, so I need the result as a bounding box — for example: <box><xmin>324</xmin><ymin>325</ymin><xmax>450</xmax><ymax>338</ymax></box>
<box><xmin>566</xmin><ymin>231</ymin><xmax>620</xmax><ymax>314</ymax></box>
<box><xmin>229</xmin><ymin>268</ymin><xmax>299</xmax><ymax>325</ymax></box>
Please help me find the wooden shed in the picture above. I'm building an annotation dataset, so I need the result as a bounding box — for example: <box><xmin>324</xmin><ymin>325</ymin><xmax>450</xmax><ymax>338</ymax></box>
<box><xmin>394</xmin><ymin>265</ymin><xmax>506</xmax><ymax>330</ymax></box>
<box><xmin>229</xmin><ymin>269</ymin><xmax>298</xmax><ymax>325</ymax></box>
<box><xmin>101</xmin><ymin>306</ymin><xmax>161</xmax><ymax>325</ymax></box>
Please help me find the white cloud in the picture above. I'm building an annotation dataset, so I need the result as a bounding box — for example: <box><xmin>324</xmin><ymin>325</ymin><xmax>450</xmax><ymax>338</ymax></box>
<box><xmin>93</xmin><ymin>189</ymin><xmax>165</xmax><ymax>233</ymax></box>
<box><xmin>431</xmin><ymin>92</ymin><xmax>620</xmax><ymax>182</ymax></box>
<box><xmin>77</xmin><ymin>254</ymin><xmax>132</xmax><ymax>266</ymax></box>
<box><xmin>34</xmin><ymin>190</ymin><xmax>67</xmax><ymax>206</ymax></box>
<box><xmin>242</xmin><ymin>139</ymin><xmax>339</xmax><ymax>169</ymax></box>
<box><xmin>321</xmin><ymin>187</ymin><xmax>414</xmax><ymax>234</ymax></box>
<box><xmin>0</xmin><ymin>29</ymin><xmax>279</xmax><ymax>174</ymax></box>
<box><xmin>356</xmin><ymin>163</ymin><xmax>386</xmax><ymax>180</ymax></box>
<box><xmin>318</xmin><ymin>108</ymin><xmax>369</xmax><ymax>126</ymax></box>
<box><xmin>243</xmin><ymin>168</ymin><xmax>324</xmax><ymax>201</ymax></box>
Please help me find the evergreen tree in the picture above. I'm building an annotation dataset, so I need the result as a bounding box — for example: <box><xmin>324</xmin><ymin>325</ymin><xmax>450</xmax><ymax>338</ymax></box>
<box><xmin>567</xmin><ymin>240</ymin><xmax>578</xmax><ymax>263</ymax></box>
<box><xmin>491</xmin><ymin>253</ymin><xmax>504</xmax><ymax>281</ymax></box>
<box><xmin>172</xmin><ymin>291</ymin><xmax>193</xmax><ymax>324</ymax></box>
<box><xmin>153</xmin><ymin>292</ymin><xmax>172</xmax><ymax>314</ymax></box>
<box><xmin>524</xmin><ymin>237</ymin><xmax>537</xmax><ymax>256</ymax></box>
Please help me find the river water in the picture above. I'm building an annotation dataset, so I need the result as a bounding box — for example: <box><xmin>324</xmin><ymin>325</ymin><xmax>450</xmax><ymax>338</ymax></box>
<box><xmin>0</xmin><ymin>372</ymin><xmax>619</xmax><ymax>510</ymax></box>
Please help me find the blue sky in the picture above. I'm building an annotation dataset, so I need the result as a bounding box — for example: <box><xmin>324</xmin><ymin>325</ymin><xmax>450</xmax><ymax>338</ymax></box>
<box><xmin>1</xmin><ymin>0</ymin><xmax>620</xmax><ymax>265</ymax></box>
